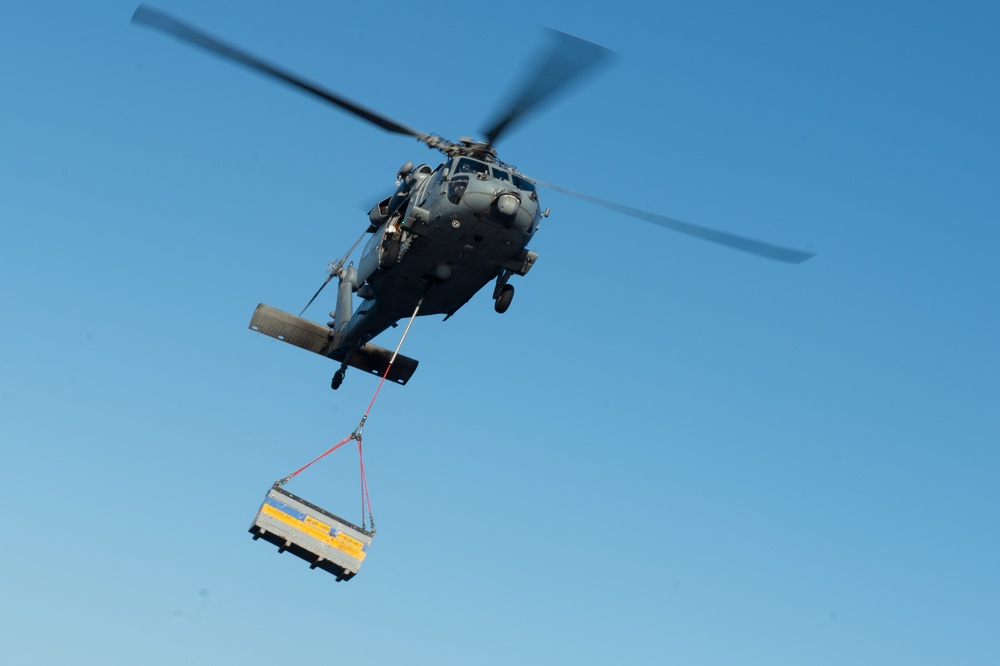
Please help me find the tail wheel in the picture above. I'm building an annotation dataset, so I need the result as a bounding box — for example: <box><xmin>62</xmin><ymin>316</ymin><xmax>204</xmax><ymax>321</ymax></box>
<box><xmin>331</xmin><ymin>369</ymin><xmax>345</xmax><ymax>390</ymax></box>
<box><xmin>494</xmin><ymin>284</ymin><xmax>514</xmax><ymax>313</ymax></box>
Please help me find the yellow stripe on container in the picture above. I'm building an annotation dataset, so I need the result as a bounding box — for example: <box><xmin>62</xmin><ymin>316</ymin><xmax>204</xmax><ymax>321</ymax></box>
<box><xmin>260</xmin><ymin>503</ymin><xmax>368</xmax><ymax>560</ymax></box>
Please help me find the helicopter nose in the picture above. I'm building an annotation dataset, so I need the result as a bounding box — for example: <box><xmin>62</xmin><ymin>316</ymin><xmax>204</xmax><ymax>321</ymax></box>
<box><xmin>495</xmin><ymin>192</ymin><xmax>520</xmax><ymax>218</ymax></box>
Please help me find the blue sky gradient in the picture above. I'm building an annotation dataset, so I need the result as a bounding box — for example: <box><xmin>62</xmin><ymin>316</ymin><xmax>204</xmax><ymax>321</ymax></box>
<box><xmin>2</xmin><ymin>2</ymin><xmax>998</xmax><ymax>664</ymax></box>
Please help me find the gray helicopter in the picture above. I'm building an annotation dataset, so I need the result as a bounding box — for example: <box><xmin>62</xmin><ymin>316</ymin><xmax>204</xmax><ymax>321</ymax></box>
<box><xmin>133</xmin><ymin>6</ymin><xmax>815</xmax><ymax>391</ymax></box>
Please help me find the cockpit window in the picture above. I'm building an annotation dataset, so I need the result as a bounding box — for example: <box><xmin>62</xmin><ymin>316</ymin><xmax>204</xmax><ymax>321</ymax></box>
<box><xmin>511</xmin><ymin>173</ymin><xmax>536</xmax><ymax>194</ymax></box>
<box><xmin>417</xmin><ymin>162</ymin><xmax>446</xmax><ymax>206</ymax></box>
<box><xmin>447</xmin><ymin>176</ymin><xmax>469</xmax><ymax>204</ymax></box>
<box><xmin>455</xmin><ymin>158</ymin><xmax>488</xmax><ymax>175</ymax></box>
<box><xmin>492</xmin><ymin>167</ymin><xmax>510</xmax><ymax>182</ymax></box>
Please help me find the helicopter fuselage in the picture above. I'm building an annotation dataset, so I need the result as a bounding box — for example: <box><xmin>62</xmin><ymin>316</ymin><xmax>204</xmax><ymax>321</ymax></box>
<box><xmin>329</xmin><ymin>155</ymin><xmax>542</xmax><ymax>358</ymax></box>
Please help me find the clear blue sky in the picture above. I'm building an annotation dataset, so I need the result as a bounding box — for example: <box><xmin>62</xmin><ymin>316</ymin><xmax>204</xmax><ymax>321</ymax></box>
<box><xmin>2</xmin><ymin>1</ymin><xmax>998</xmax><ymax>664</ymax></box>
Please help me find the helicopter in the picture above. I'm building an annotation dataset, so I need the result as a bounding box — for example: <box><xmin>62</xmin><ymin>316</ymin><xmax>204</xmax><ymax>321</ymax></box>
<box><xmin>132</xmin><ymin>5</ymin><xmax>815</xmax><ymax>391</ymax></box>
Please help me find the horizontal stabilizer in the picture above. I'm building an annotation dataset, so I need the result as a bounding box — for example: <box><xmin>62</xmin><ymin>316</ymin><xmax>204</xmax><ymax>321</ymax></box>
<box><xmin>249</xmin><ymin>303</ymin><xmax>334</xmax><ymax>355</ymax></box>
<box><xmin>347</xmin><ymin>343</ymin><xmax>419</xmax><ymax>385</ymax></box>
<box><xmin>248</xmin><ymin>303</ymin><xmax>419</xmax><ymax>385</ymax></box>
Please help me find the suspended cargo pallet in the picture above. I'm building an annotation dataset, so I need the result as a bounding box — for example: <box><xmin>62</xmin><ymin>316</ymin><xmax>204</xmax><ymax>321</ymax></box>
<box><xmin>250</xmin><ymin>485</ymin><xmax>373</xmax><ymax>581</ymax></box>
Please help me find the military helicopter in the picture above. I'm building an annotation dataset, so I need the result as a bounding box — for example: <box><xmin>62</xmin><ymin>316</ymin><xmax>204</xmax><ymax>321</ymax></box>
<box><xmin>133</xmin><ymin>6</ymin><xmax>815</xmax><ymax>391</ymax></box>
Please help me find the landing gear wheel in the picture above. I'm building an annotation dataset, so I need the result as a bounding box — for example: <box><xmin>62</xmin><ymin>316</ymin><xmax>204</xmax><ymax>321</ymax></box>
<box><xmin>495</xmin><ymin>284</ymin><xmax>514</xmax><ymax>314</ymax></box>
<box><xmin>380</xmin><ymin>239</ymin><xmax>400</xmax><ymax>269</ymax></box>
<box><xmin>331</xmin><ymin>369</ymin><xmax>345</xmax><ymax>390</ymax></box>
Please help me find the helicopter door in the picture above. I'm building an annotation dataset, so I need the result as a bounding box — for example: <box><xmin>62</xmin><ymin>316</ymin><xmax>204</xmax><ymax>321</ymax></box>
<box><xmin>417</xmin><ymin>162</ymin><xmax>447</xmax><ymax>207</ymax></box>
<box><xmin>357</xmin><ymin>225</ymin><xmax>385</xmax><ymax>284</ymax></box>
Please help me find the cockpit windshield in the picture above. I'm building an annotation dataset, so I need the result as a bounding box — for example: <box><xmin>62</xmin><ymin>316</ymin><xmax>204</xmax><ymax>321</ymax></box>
<box><xmin>455</xmin><ymin>158</ymin><xmax>488</xmax><ymax>175</ymax></box>
<box><xmin>453</xmin><ymin>157</ymin><xmax>535</xmax><ymax>194</ymax></box>
<box><xmin>511</xmin><ymin>173</ymin><xmax>536</xmax><ymax>194</ymax></box>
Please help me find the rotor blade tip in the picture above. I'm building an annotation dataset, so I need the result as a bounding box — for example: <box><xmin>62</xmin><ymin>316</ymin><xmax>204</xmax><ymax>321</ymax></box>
<box><xmin>790</xmin><ymin>251</ymin><xmax>818</xmax><ymax>264</ymax></box>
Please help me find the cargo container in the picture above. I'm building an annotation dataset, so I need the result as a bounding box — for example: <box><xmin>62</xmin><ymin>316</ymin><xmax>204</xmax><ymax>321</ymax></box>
<box><xmin>250</xmin><ymin>485</ymin><xmax>373</xmax><ymax>581</ymax></box>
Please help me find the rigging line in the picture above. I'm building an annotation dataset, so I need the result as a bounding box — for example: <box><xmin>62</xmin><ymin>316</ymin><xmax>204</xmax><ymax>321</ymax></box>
<box><xmin>358</xmin><ymin>438</ymin><xmax>374</xmax><ymax>531</ymax></box>
<box><xmin>362</xmin><ymin>297</ymin><xmax>424</xmax><ymax>419</ymax></box>
<box><xmin>359</xmin><ymin>438</ymin><xmax>365</xmax><ymax>528</ymax></box>
<box><xmin>350</xmin><ymin>298</ymin><xmax>423</xmax><ymax>527</ymax></box>
<box><xmin>275</xmin><ymin>433</ymin><xmax>355</xmax><ymax>486</ymax></box>
<box><xmin>359</xmin><ymin>440</ymin><xmax>371</xmax><ymax>514</ymax></box>
<box><xmin>273</xmin><ymin>298</ymin><xmax>423</xmax><ymax>488</ymax></box>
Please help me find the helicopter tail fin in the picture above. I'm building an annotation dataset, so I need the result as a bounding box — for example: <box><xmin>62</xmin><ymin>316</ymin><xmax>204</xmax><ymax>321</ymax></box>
<box><xmin>248</xmin><ymin>303</ymin><xmax>419</xmax><ymax>385</ymax></box>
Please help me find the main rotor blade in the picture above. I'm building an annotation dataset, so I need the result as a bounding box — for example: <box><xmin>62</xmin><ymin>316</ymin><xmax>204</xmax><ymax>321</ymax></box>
<box><xmin>132</xmin><ymin>5</ymin><xmax>428</xmax><ymax>140</ymax></box>
<box><xmin>482</xmin><ymin>29</ymin><xmax>612</xmax><ymax>147</ymax></box>
<box><xmin>535</xmin><ymin>180</ymin><xmax>816</xmax><ymax>264</ymax></box>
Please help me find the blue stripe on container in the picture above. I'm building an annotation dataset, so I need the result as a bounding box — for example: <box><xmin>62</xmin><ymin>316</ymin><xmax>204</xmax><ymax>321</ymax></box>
<box><xmin>265</xmin><ymin>496</ymin><xmax>306</xmax><ymax>521</ymax></box>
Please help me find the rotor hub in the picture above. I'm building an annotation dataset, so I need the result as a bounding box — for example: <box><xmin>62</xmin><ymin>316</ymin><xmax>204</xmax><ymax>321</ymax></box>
<box><xmin>448</xmin><ymin>137</ymin><xmax>498</xmax><ymax>161</ymax></box>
